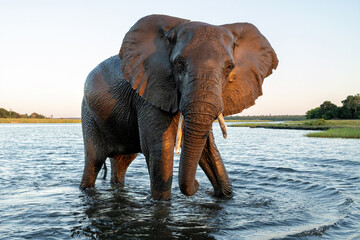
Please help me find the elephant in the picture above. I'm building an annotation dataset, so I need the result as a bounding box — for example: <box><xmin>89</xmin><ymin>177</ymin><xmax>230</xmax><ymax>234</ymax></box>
<box><xmin>80</xmin><ymin>14</ymin><xmax>278</xmax><ymax>200</ymax></box>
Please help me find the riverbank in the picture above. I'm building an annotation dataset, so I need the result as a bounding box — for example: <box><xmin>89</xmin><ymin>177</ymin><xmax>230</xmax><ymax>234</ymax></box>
<box><xmin>306</xmin><ymin>128</ymin><xmax>360</xmax><ymax>139</ymax></box>
<box><xmin>0</xmin><ymin>118</ymin><xmax>81</xmax><ymax>123</ymax></box>
<box><xmin>228</xmin><ymin>119</ymin><xmax>360</xmax><ymax>139</ymax></box>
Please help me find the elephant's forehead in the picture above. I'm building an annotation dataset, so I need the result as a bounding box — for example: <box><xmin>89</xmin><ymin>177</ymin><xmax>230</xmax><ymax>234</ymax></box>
<box><xmin>177</xmin><ymin>23</ymin><xmax>234</xmax><ymax>54</ymax></box>
<box><xmin>180</xmin><ymin>22</ymin><xmax>233</xmax><ymax>41</ymax></box>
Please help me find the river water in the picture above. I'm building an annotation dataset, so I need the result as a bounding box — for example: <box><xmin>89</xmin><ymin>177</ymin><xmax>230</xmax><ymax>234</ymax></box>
<box><xmin>0</xmin><ymin>123</ymin><xmax>359</xmax><ymax>239</ymax></box>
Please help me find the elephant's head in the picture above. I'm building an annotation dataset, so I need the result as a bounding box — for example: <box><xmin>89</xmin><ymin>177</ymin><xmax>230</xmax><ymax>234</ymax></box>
<box><xmin>120</xmin><ymin>15</ymin><xmax>278</xmax><ymax>196</ymax></box>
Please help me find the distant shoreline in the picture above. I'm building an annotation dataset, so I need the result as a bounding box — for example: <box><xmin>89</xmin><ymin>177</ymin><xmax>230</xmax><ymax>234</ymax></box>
<box><xmin>0</xmin><ymin>119</ymin><xmax>271</xmax><ymax>124</ymax></box>
<box><xmin>0</xmin><ymin>118</ymin><xmax>81</xmax><ymax>123</ymax></box>
<box><xmin>228</xmin><ymin>119</ymin><xmax>360</xmax><ymax>139</ymax></box>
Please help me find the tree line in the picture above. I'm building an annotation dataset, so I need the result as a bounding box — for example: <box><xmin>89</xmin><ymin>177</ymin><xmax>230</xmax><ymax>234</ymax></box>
<box><xmin>0</xmin><ymin>108</ymin><xmax>46</xmax><ymax>119</ymax></box>
<box><xmin>306</xmin><ymin>94</ymin><xmax>360</xmax><ymax>120</ymax></box>
<box><xmin>225</xmin><ymin>115</ymin><xmax>306</xmax><ymax>121</ymax></box>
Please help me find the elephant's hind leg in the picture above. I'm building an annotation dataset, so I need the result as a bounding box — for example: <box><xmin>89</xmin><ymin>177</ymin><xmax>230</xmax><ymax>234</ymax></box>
<box><xmin>110</xmin><ymin>153</ymin><xmax>137</xmax><ymax>186</ymax></box>
<box><xmin>80</xmin><ymin>138</ymin><xmax>107</xmax><ymax>189</ymax></box>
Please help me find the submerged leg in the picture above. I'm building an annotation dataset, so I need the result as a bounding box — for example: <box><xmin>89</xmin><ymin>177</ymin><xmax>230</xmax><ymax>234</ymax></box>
<box><xmin>140</xmin><ymin>126</ymin><xmax>176</xmax><ymax>200</ymax></box>
<box><xmin>110</xmin><ymin>153</ymin><xmax>138</xmax><ymax>186</ymax></box>
<box><xmin>138</xmin><ymin>111</ymin><xmax>178</xmax><ymax>200</ymax></box>
<box><xmin>80</xmin><ymin>138</ymin><xmax>107</xmax><ymax>189</ymax></box>
<box><xmin>199</xmin><ymin>130</ymin><xmax>232</xmax><ymax>197</ymax></box>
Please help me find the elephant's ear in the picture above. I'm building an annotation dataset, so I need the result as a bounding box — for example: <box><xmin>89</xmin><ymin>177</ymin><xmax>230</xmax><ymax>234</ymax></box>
<box><xmin>221</xmin><ymin>23</ymin><xmax>278</xmax><ymax>116</ymax></box>
<box><xmin>120</xmin><ymin>15</ymin><xmax>189</xmax><ymax>113</ymax></box>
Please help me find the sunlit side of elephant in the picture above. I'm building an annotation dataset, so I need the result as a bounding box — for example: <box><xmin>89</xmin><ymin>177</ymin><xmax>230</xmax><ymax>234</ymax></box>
<box><xmin>80</xmin><ymin>15</ymin><xmax>278</xmax><ymax>200</ymax></box>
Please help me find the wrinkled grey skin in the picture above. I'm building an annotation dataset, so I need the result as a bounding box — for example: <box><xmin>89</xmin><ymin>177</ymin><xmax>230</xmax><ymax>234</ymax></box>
<box><xmin>80</xmin><ymin>15</ymin><xmax>278</xmax><ymax>200</ymax></box>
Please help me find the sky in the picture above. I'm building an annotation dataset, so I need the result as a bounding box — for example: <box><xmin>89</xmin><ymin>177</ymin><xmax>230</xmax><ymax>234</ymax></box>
<box><xmin>0</xmin><ymin>0</ymin><xmax>359</xmax><ymax>118</ymax></box>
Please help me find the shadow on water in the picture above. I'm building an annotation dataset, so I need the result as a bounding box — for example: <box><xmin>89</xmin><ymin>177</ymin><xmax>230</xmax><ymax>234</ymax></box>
<box><xmin>71</xmin><ymin>186</ymin><xmax>222</xmax><ymax>239</ymax></box>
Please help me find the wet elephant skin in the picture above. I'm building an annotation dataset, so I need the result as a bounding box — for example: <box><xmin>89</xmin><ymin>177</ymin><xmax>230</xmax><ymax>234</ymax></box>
<box><xmin>80</xmin><ymin>14</ymin><xmax>278</xmax><ymax>200</ymax></box>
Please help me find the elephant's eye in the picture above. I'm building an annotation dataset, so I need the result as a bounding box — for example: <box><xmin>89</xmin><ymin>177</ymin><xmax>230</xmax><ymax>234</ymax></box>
<box><xmin>173</xmin><ymin>56</ymin><xmax>185</xmax><ymax>72</ymax></box>
<box><xmin>224</xmin><ymin>61</ymin><xmax>235</xmax><ymax>78</ymax></box>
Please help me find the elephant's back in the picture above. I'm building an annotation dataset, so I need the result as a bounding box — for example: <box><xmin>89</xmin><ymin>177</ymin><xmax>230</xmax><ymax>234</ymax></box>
<box><xmin>83</xmin><ymin>55</ymin><xmax>128</xmax><ymax>121</ymax></box>
<box><xmin>99</xmin><ymin>55</ymin><xmax>123</xmax><ymax>78</ymax></box>
<box><xmin>82</xmin><ymin>55</ymin><xmax>141</xmax><ymax>154</ymax></box>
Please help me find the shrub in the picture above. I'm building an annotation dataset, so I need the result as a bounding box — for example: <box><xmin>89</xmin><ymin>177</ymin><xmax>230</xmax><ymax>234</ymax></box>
<box><xmin>304</xmin><ymin>118</ymin><xmax>326</xmax><ymax>126</ymax></box>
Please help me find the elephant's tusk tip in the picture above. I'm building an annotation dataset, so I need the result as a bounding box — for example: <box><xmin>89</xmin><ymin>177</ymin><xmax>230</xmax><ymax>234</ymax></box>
<box><xmin>218</xmin><ymin>113</ymin><xmax>228</xmax><ymax>139</ymax></box>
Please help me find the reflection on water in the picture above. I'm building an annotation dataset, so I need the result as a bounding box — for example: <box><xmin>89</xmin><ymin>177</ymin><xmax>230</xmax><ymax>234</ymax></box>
<box><xmin>0</xmin><ymin>123</ymin><xmax>359</xmax><ymax>239</ymax></box>
<box><xmin>72</xmin><ymin>187</ymin><xmax>223</xmax><ymax>239</ymax></box>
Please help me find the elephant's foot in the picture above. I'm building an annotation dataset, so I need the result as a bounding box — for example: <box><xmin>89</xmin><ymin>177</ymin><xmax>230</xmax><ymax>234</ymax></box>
<box><xmin>150</xmin><ymin>175</ymin><xmax>174</xmax><ymax>200</ymax></box>
<box><xmin>80</xmin><ymin>177</ymin><xmax>96</xmax><ymax>189</ymax></box>
<box><xmin>110</xmin><ymin>181</ymin><xmax>125</xmax><ymax>188</ymax></box>
<box><xmin>80</xmin><ymin>163</ymin><xmax>102</xmax><ymax>189</ymax></box>
<box><xmin>213</xmin><ymin>183</ymin><xmax>233</xmax><ymax>198</ymax></box>
<box><xmin>110</xmin><ymin>154</ymin><xmax>137</xmax><ymax>186</ymax></box>
<box><xmin>179</xmin><ymin>179</ymin><xmax>199</xmax><ymax>196</ymax></box>
<box><xmin>152</xmin><ymin>189</ymin><xmax>172</xmax><ymax>200</ymax></box>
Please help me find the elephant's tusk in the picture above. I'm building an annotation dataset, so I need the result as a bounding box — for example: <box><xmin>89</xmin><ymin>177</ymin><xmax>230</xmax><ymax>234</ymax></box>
<box><xmin>175</xmin><ymin>113</ymin><xmax>185</xmax><ymax>155</ymax></box>
<box><xmin>218</xmin><ymin>113</ymin><xmax>227</xmax><ymax>139</ymax></box>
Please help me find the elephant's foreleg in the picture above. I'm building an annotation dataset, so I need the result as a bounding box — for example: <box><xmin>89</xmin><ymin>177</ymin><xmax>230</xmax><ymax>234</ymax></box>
<box><xmin>110</xmin><ymin>153</ymin><xmax>137</xmax><ymax>186</ymax></box>
<box><xmin>80</xmin><ymin>138</ymin><xmax>107</xmax><ymax>189</ymax></box>
<box><xmin>138</xmin><ymin>112</ymin><xmax>178</xmax><ymax>200</ymax></box>
<box><xmin>199</xmin><ymin>130</ymin><xmax>232</xmax><ymax>197</ymax></box>
<box><xmin>144</xmin><ymin>129</ymin><xmax>175</xmax><ymax>200</ymax></box>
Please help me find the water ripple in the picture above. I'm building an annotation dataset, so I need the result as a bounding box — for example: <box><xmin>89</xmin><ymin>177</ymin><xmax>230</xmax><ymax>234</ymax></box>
<box><xmin>0</xmin><ymin>124</ymin><xmax>359</xmax><ymax>239</ymax></box>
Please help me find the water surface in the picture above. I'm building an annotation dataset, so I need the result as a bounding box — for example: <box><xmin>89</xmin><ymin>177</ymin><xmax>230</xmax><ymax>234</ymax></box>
<box><xmin>0</xmin><ymin>124</ymin><xmax>359</xmax><ymax>239</ymax></box>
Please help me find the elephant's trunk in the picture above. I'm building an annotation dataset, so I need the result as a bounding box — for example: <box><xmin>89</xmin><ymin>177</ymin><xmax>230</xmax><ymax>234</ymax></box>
<box><xmin>178</xmin><ymin>112</ymin><xmax>214</xmax><ymax>196</ymax></box>
<box><xmin>178</xmin><ymin>75</ymin><xmax>224</xmax><ymax>196</ymax></box>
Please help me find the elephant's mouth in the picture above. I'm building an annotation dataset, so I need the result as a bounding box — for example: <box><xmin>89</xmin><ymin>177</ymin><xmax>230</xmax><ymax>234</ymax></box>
<box><xmin>175</xmin><ymin>113</ymin><xmax>227</xmax><ymax>155</ymax></box>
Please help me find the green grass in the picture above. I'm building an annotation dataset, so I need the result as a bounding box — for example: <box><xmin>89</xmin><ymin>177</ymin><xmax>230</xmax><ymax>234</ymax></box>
<box><xmin>229</xmin><ymin>122</ymin><xmax>273</xmax><ymax>127</ymax></box>
<box><xmin>228</xmin><ymin>119</ymin><xmax>360</xmax><ymax>139</ymax></box>
<box><xmin>230</xmin><ymin>119</ymin><xmax>360</xmax><ymax>128</ymax></box>
<box><xmin>228</xmin><ymin>121</ymin><xmax>329</xmax><ymax>129</ymax></box>
<box><xmin>306</xmin><ymin>128</ymin><xmax>360</xmax><ymax>139</ymax></box>
<box><xmin>284</xmin><ymin>119</ymin><xmax>360</xmax><ymax>128</ymax></box>
<box><xmin>0</xmin><ymin>118</ymin><xmax>81</xmax><ymax>123</ymax></box>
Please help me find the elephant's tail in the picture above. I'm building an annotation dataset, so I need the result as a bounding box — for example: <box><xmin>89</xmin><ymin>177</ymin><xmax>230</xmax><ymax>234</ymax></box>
<box><xmin>101</xmin><ymin>162</ymin><xmax>107</xmax><ymax>180</ymax></box>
